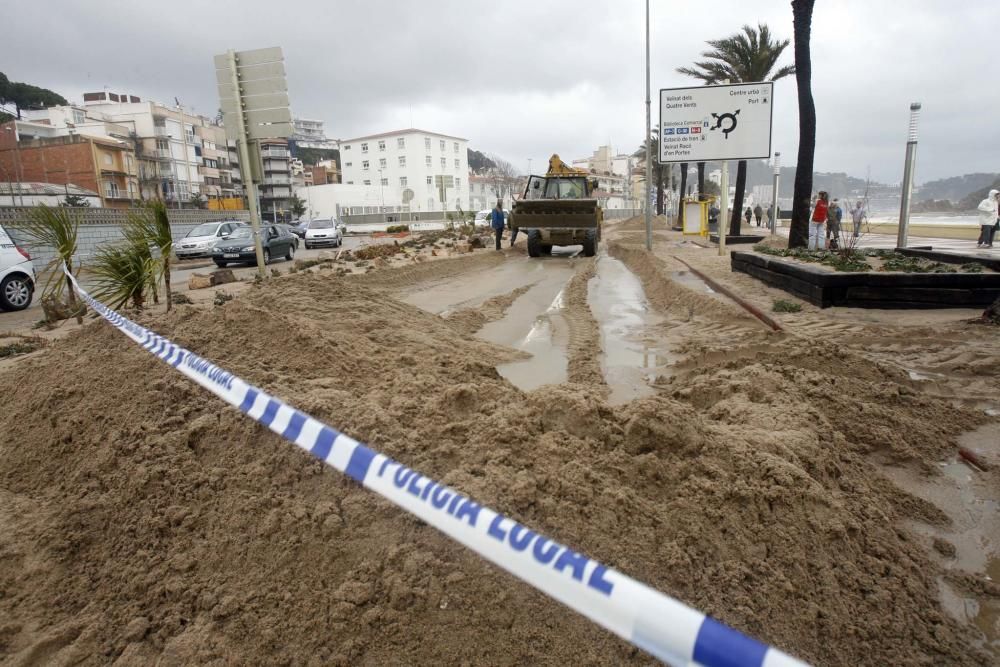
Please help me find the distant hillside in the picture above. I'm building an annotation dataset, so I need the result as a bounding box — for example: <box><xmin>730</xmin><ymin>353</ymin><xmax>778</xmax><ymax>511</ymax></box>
<box><xmin>917</xmin><ymin>173</ymin><xmax>1000</xmax><ymax>203</ymax></box>
<box><xmin>467</xmin><ymin>149</ymin><xmax>495</xmax><ymax>174</ymax></box>
<box><xmin>958</xmin><ymin>177</ymin><xmax>1000</xmax><ymax>210</ymax></box>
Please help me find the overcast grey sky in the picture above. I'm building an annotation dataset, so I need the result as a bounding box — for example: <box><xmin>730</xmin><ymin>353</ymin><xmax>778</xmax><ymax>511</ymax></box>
<box><xmin>6</xmin><ymin>0</ymin><xmax>998</xmax><ymax>183</ymax></box>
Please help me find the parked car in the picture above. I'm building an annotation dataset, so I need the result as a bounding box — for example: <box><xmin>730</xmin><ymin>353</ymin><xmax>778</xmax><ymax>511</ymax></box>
<box><xmin>174</xmin><ymin>221</ymin><xmax>246</xmax><ymax>259</ymax></box>
<box><xmin>0</xmin><ymin>224</ymin><xmax>35</xmax><ymax>311</ymax></box>
<box><xmin>277</xmin><ymin>224</ymin><xmax>300</xmax><ymax>250</ymax></box>
<box><xmin>289</xmin><ymin>220</ymin><xmax>309</xmax><ymax>239</ymax></box>
<box><xmin>211</xmin><ymin>224</ymin><xmax>296</xmax><ymax>267</ymax></box>
<box><xmin>304</xmin><ymin>219</ymin><xmax>343</xmax><ymax>249</ymax></box>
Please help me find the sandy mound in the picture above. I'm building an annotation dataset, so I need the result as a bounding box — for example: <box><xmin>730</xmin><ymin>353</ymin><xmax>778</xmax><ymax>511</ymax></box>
<box><xmin>0</xmin><ymin>267</ymin><xmax>995</xmax><ymax>666</ymax></box>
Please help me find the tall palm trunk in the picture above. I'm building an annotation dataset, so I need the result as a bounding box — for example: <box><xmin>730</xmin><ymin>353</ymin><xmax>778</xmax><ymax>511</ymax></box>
<box><xmin>730</xmin><ymin>160</ymin><xmax>748</xmax><ymax>236</ymax></box>
<box><xmin>697</xmin><ymin>162</ymin><xmax>705</xmax><ymax>199</ymax></box>
<box><xmin>789</xmin><ymin>0</ymin><xmax>817</xmax><ymax>248</ymax></box>
<box><xmin>678</xmin><ymin>163</ymin><xmax>688</xmax><ymax>226</ymax></box>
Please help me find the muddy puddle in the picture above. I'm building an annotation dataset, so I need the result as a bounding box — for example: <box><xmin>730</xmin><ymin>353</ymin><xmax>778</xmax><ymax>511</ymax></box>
<box><xmin>590</xmin><ymin>255</ymin><xmax>672</xmax><ymax>405</ymax></box>
<box><xmin>881</xmin><ymin>421</ymin><xmax>1000</xmax><ymax>647</ymax></box>
<box><xmin>477</xmin><ymin>278</ymin><xmax>571</xmax><ymax>392</ymax></box>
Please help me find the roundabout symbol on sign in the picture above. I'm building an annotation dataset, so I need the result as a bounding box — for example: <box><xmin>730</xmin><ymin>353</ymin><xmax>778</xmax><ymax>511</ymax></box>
<box><xmin>710</xmin><ymin>109</ymin><xmax>741</xmax><ymax>139</ymax></box>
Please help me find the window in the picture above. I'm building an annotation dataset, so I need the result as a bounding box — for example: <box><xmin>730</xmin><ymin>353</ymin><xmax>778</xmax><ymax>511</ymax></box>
<box><xmin>156</xmin><ymin>139</ymin><xmax>169</xmax><ymax>151</ymax></box>
<box><xmin>362</xmin><ymin>160</ymin><xmax>370</xmax><ymax>170</ymax></box>
<box><xmin>379</xmin><ymin>158</ymin><xmax>387</xmax><ymax>169</ymax></box>
<box><xmin>426</xmin><ymin>176</ymin><xmax>432</xmax><ymax>185</ymax></box>
<box><xmin>399</xmin><ymin>176</ymin><xmax>407</xmax><ymax>186</ymax></box>
<box><xmin>361</xmin><ymin>142</ymin><xmax>368</xmax><ymax>153</ymax></box>
<box><xmin>453</xmin><ymin>142</ymin><xmax>459</xmax><ymax>153</ymax></box>
<box><xmin>397</xmin><ymin>137</ymin><xmax>405</xmax><ymax>149</ymax></box>
<box><xmin>398</xmin><ymin>156</ymin><xmax>406</xmax><ymax>167</ymax></box>
<box><xmin>363</xmin><ymin>179</ymin><xmax>371</xmax><ymax>185</ymax></box>
<box><xmin>454</xmin><ymin>159</ymin><xmax>460</xmax><ymax>169</ymax></box>
<box><xmin>378</xmin><ymin>140</ymin><xmax>385</xmax><ymax>151</ymax></box>
<box><xmin>73</xmin><ymin>110</ymin><xmax>85</xmax><ymax>124</ymax></box>
<box><xmin>439</xmin><ymin>139</ymin><xmax>445</xmax><ymax>151</ymax></box>
<box><xmin>347</xmin><ymin>180</ymin><xmax>354</xmax><ymax>184</ymax></box>
<box><xmin>455</xmin><ymin>178</ymin><xmax>461</xmax><ymax>189</ymax></box>
<box><xmin>344</xmin><ymin>144</ymin><xmax>351</xmax><ymax>151</ymax></box>
<box><xmin>345</xmin><ymin>161</ymin><xmax>352</xmax><ymax>167</ymax></box>
<box><xmin>424</xmin><ymin>137</ymin><xmax>431</xmax><ymax>150</ymax></box>
<box><xmin>381</xmin><ymin>178</ymin><xmax>388</xmax><ymax>186</ymax></box>
<box><xmin>440</xmin><ymin>157</ymin><xmax>446</xmax><ymax>168</ymax></box>
<box><xmin>103</xmin><ymin>152</ymin><xmax>113</xmax><ymax>166</ymax></box>
<box><xmin>425</xmin><ymin>155</ymin><xmax>432</xmax><ymax>167</ymax></box>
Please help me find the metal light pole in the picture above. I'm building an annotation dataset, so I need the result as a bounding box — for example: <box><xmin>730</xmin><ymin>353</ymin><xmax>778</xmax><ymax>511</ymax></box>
<box><xmin>770</xmin><ymin>152</ymin><xmax>781</xmax><ymax>234</ymax></box>
<box><xmin>719</xmin><ymin>161</ymin><xmax>728</xmax><ymax>256</ymax></box>
<box><xmin>897</xmin><ymin>102</ymin><xmax>921</xmax><ymax>249</ymax></box>
<box><xmin>644</xmin><ymin>0</ymin><xmax>652</xmax><ymax>251</ymax></box>
<box><xmin>4</xmin><ymin>125</ymin><xmax>24</xmax><ymax>206</ymax></box>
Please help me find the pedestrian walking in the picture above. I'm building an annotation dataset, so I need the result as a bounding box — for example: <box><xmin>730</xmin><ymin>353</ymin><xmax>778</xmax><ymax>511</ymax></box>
<box><xmin>491</xmin><ymin>200</ymin><xmax>506</xmax><ymax>251</ymax></box>
<box><xmin>827</xmin><ymin>198</ymin><xmax>843</xmax><ymax>249</ymax></box>
<box><xmin>753</xmin><ymin>204</ymin><xmax>763</xmax><ymax>227</ymax></box>
<box><xmin>851</xmin><ymin>201</ymin><xmax>865</xmax><ymax>237</ymax></box>
<box><xmin>976</xmin><ymin>189</ymin><xmax>999</xmax><ymax>248</ymax></box>
<box><xmin>744</xmin><ymin>207</ymin><xmax>752</xmax><ymax>228</ymax></box>
<box><xmin>809</xmin><ymin>191</ymin><xmax>829</xmax><ymax>250</ymax></box>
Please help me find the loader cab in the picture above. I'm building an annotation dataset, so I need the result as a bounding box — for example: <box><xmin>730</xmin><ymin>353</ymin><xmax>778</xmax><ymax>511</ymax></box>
<box><xmin>523</xmin><ymin>175</ymin><xmax>592</xmax><ymax>200</ymax></box>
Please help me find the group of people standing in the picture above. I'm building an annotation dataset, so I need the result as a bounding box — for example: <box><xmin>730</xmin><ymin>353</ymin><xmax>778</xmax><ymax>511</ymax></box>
<box><xmin>743</xmin><ymin>204</ymin><xmax>776</xmax><ymax>228</ymax></box>
<box><xmin>808</xmin><ymin>192</ymin><xmax>865</xmax><ymax>250</ymax></box>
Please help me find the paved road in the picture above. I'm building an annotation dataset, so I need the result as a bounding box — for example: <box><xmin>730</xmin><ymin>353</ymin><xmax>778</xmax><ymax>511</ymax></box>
<box><xmin>0</xmin><ymin>234</ymin><xmax>386</xmax><ymax>330</ymax></box>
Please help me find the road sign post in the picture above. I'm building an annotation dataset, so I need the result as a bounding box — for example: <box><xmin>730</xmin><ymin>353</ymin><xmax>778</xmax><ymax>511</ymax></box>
<box><xmin>659</xmin><ymin>82</ymin><xmax>774</xmax><ymax>255</ymax></box>
<box><xmin>215</xmin><ymin>47</ymin><xmax>293</xmax><ymax>279</ymax></box>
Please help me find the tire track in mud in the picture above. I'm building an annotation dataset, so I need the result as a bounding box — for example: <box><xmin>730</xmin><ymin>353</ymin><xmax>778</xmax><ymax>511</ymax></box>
<box><xmin>444</xmin><ymin>284</ymin><xmax>535</xmax><ymax>337</ymax></box>
<box><xmin>560</xmin><ymin>257</ymin><xmax>605</xmax><ymax>390</ymax></box>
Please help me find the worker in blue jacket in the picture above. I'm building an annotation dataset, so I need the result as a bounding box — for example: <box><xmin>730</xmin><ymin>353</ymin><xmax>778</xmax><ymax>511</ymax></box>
<box><xmin>491</xmin><ymin>200</ymin><xmax>505</xmax><ymax>251</ymax></box>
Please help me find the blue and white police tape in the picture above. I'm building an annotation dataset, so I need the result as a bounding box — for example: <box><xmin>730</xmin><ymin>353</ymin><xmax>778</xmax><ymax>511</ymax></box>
<box><xmin>63</xmin><ymin>265</ymin><xmax>810</xmax><ymax>667</ymax></box>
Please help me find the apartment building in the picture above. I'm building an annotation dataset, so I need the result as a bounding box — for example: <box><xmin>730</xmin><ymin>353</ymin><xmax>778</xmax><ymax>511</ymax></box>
<box><xmin>292</xmin><ymin>117</ymin><xmax>337</xmax><ymax>151</ymax></box>
<box><xmin>339</xmin><ymin>128</ymin><xmax>468</xmax><ymax>212</ymax></box>
<box><xmin>0</xmin><ymin>119</ymin><xmax>139</xmax><ymax>208</ymax></box>
<box><xmin>196</xmin><ymin>123</ymin><xmax>241</xmax><ymax>206</ymax></box>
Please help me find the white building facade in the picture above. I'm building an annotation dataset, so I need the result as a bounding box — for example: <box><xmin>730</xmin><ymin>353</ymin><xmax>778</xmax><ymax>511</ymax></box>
<box><xmin>339</xmin><ymin>129</ymin><xmax>468</xmax><ymax>213</ymax></box>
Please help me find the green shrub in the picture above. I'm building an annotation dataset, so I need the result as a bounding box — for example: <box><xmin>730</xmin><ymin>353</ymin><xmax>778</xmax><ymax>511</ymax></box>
<box><xmin>386</xmin><ymin>224</ymin><xmax>410</xmax><ymax>233</ymax></box>
<box><xmin>772</xmin><ymin>299</ymin><xmax>803</xmax><ymax>313</ymax></box>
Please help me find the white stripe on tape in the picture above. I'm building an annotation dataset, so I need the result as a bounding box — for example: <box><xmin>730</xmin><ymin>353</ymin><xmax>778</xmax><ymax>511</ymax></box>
<box><xmin>63</xmin><ymin>265</ymin><xmax>811</xmax><ymax>667</ymax></box>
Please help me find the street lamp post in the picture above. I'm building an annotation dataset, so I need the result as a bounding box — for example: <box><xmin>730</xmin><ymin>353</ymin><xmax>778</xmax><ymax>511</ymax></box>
<box><xmin>643</xmin><ymin>0</ymin><xmax>652</xmax><ymax>251</ymax></box>
<box><xmin>897</xmin><ymin>102</ymin><xmax>921</xmax><ymax>249</ymax></box>
<box><xmin>3</xmin><ymin>125</ymin><xmax>24</xmax><ymax>206</ymax></box>
<box><xmin>770</xmin><ymin>152</ymin><xmax>781</xmax><ymax>234</ymax></box>
<box><xmin>378</xmin><ymin>168</ymin><xmax>385</xmax><ymax>212</ymax></box>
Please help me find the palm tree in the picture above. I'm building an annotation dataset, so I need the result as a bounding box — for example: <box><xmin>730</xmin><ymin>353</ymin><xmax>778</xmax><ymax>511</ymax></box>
<box><xmin>634</xmin><ymin>133</ymin><xmax>668</xmax><ymax>216</ymax></box>
<box><xmin>18</xmin><ymin>205</ymin><xmax>84</xmax><ymax>324</ymax></box>
<box><xmin>677</xmin><ymin>23</ymin><xmax>795</xmax><ymax>236</ymax></box>
<box><xmin>678</xmin><ymin>163</ymin><xmax>688</xmax><ymax>224</ymax></box>
<box><xmin>788</xmin><ymin>1</ymin><xmax>817</xmax><ymax>248</ymax></box>
<box><xmin>124</xmin><ymin>199</ymin><xmax>174</xmax><ymax>310</ymax></box>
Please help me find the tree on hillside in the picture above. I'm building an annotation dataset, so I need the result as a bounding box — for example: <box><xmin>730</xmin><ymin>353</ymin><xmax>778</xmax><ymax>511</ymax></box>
<box><xmin>0</xmin><ymin>72</ymin><xmax>68</xmax><ymax>119</ymax></box>
<box><xmin>677</xmin><ymin>23</ymin><xmax>794</xmax><ymax>236</ymax></box>
<box><xmin>467</xmin><ymin>148</ymin><xmax>496</xmax><ymax>174</ymax></box>
<box><xmin>788</xmin><ymin>1</ymin><xmax>817</xmax><ymax>248</ymax></box>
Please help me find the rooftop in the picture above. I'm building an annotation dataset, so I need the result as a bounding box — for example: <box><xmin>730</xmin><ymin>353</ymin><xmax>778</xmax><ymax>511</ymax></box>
<box><xmin>339</xmin><ymin>127</ymin><xmax>468</xmax><ymax>143</ymax></box>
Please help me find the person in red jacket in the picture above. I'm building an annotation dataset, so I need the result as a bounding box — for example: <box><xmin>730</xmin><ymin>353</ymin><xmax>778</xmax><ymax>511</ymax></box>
<box><xmin>809</xmin><ymin>191</ymin><xmax>829</xmax><ymax>250</ymax></box>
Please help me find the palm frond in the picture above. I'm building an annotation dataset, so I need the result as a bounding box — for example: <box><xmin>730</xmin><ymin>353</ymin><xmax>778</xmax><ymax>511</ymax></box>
<box><xmin>89</xmin><ymin>241</ymin><xmax>155</xmax><ymax>311</ymax></box>
<box><xmin>18</xmin><ymin>204</ymin><xmax>80</xmax><ymax>297</ymax></box>
<box><xmin>679</xmin><ymin>23</ymin><xmax>794</xmax><ymax>84</ymax></box>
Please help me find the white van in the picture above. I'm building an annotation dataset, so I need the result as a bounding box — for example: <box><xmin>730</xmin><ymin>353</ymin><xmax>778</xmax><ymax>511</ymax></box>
<box><xmin>0</xmin><ymin>224</ymin><xmax>36</xmax><ymax>311</ymax></box>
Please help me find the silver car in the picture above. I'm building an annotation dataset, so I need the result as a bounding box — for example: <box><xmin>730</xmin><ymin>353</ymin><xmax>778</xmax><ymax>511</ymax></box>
<box><xmin>174</xmin><ymin>221</ymin><xmax>246</xmax><ymax>259</ymax></box>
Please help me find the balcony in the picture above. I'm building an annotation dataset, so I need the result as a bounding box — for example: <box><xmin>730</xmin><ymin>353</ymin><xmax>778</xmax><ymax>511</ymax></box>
<box><xmin>261</xmin><ymin>187</ymin><xmax>291</xmax><ymax>199</ymax></box>
<box><xmin>261</xmin><ymin>148</ymin><xmax>289</xmax><ymax>158</ymax></box>
<box><xmin>154</xmin><ymin>125</ymin><xmax>169</xmax><ymax>137</ymax></box>
<box><xmin>264</xmin><ymin>175</ymin><xmax>290</xmax><ymax>185</ymax></box>
<box><xmin>156</xmin><ymin>149</ymin><xmax>171</xmax><ymax>159</ymax></box>
<box><xmin>103</xmin><ymin>184</ymin><xmax>133</xmax><ymax>200</ymax></box>
<box><xmin>200</xmin><ymin>166</ymin><xmax>220</xmax><ymax>179</ymax></box>
<box><xmin>263</xmin><ymin>160</ymin><xmax>289</xmax><ymax>173</ymax></box>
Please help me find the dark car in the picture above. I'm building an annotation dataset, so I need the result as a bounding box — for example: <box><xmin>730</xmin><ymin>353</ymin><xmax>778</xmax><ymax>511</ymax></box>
<box><xmin>289</xmin><ymin>221</ymin><xmax>309</xmax><ymax>239</ymax></box>
<box><xmin>212</xmin><ymin>224</ymin><xmax>297</xmax><ymax>267</ymax></box>
<box><xmin>277</xmin><ymin>224</ymin><xmax>300</xmax><ymax>250</ymax></box>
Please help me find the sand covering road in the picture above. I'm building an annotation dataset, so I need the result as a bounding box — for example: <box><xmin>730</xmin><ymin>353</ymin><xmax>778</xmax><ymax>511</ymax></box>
<box><xmin>0</xmin><ymin>240</ymin><xmax>997</xmax><ymax>665</ymax></box>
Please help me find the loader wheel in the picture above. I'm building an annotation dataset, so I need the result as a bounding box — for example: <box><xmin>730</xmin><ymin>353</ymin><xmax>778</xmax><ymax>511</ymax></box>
<box><xmin>582</xmin><ymin>229</ymin><xmax>598</xmax><ymax>257</ymax></box>
<box><xmin>527</xmin><ymin>230</ymin><xmax>542</xmax><ymax>258</ymax></box>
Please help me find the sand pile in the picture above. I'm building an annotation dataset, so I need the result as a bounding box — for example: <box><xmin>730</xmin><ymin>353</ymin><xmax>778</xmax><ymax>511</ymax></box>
<box><xmin>0</xmin><ymin>268</ymin><xmax>995</xmax><ymax>665</ymax></box>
